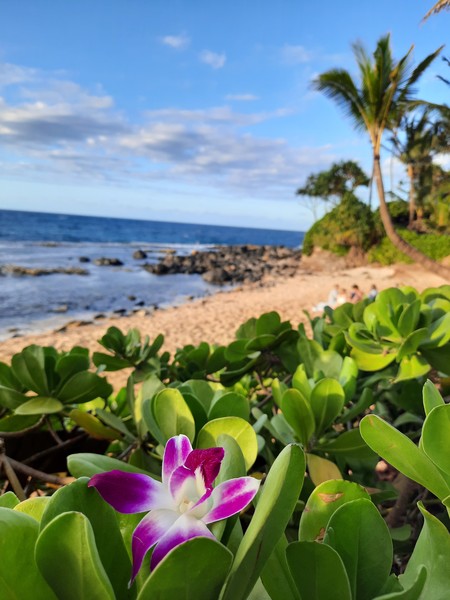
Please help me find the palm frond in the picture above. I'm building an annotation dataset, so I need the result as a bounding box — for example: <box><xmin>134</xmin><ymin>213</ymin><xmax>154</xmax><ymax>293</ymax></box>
<box><xmin>423</xmin><ymin>0</ymin><xmax>450</xmax><ymax>20</ymax></box>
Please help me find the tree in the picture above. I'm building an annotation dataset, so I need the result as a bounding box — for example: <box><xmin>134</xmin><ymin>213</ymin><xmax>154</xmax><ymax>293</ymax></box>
<box><xmin>296</xmin><ymin>160</ymin><xmax>369</xmax><ymax>220</ymax></box>
<box><xmin>423</xmin><ymin>0</ymin><xmax>450</xmax><ymax>20</ymax></box>
<box><xmin>313</xmin><ymin>34</ymin><xmax>450</xmax><ymax>277</ymax></box>
<box><xmin>389</xmin><ymin>109</ymin><xmax>447</xmax><ymax>227</ymax></box>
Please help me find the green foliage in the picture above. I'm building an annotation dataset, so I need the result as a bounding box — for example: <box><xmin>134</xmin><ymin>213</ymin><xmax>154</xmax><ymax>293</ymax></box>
<box><xmin>302</xmin><ymin>193</ymin><xmax>378</xmax><ymax>256</ymax></box>
<box><xmin>368</xmin><ymin>228</ymin><xmax>450</xmax><ymax>264</ymax></box>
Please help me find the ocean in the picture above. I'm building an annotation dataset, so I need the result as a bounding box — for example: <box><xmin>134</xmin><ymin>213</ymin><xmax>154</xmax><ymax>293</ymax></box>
<box><xmin>0</xmin><ymin>210</ymin><xmax>304</xmax><ymax>339</ymax></box>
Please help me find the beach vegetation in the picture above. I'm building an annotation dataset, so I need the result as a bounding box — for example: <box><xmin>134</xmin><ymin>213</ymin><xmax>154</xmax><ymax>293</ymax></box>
<box><xmin>1</xmin><ymin>285</ymin><xmax>450</xmax><ymax>598</ymax></box>
<box><xmin>313</xmin><ymin>34</ymin><xmax>450</xmax><ymax>278</ymax></box>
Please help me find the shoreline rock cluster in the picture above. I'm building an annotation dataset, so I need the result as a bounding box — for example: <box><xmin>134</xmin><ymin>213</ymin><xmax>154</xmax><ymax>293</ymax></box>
<box><xmin>0</xmin><ymin>265</ymin><xmax>88</xmax><ymax>277</ymax></box>
<box><xmin>143</xmin><ymin>245</ymin><xmax>302</xmax><ymax>285</ymax></box>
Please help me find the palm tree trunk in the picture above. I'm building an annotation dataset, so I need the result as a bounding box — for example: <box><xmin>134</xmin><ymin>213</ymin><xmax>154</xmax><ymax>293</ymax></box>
<box><xmin>373</xmin><ymin>155</ymin><xmax>450</xmax><ymax>279</ymax></box>
<box><xmin>407</xmin><ymin>164</ymin><xmax>416</xmax><ymax>227</ymax></box>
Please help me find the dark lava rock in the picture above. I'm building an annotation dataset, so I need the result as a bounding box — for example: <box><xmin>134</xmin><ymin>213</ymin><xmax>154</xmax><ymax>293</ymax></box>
<box><xmin>128</xmin><ymin>295</ymin><xmax>137</xmax><ymax>301</ymax></box>
<box><xmin>0</xmin><ymin>265</ymin><xmax>88</xmax><ymax>276</ymax></box>
<box><xmin>143</xmin><ymin>244</ymin><xmax>302</xmax><ymax>286</ymax></box>
<box><xmin>79</xmin><ymin>256</ymin><xmax>90</xmax><ymax>263</ymax></box>
<box><xmin>93</xmin><ymin>257</ymin><xmax>124</xmax><ymax>267</ymax></box>
<box><xmin>133</xmin><ymin>249</ymin><xmax>147</xmax><ymax>260</ymax></box>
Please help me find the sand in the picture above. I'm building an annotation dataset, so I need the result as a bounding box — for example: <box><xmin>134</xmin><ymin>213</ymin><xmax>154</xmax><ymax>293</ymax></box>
<box><xmin>0</xmin><ymin>262</ymin><xmax>447</xmax><ymax>388</ymax></box>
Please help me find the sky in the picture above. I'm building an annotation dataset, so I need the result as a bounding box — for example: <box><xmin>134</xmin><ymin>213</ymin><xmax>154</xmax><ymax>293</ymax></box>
<box><xmin>0</xmin><ymin>1</ymin><xmax>448</xmax><ymax>231</ymax></box>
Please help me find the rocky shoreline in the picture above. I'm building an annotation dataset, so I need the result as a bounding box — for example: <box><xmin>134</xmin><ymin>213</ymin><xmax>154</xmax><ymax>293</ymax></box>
<box><xmin>143</xmin><ymin>244</ymin><xmax>302</xmax><ymax>285</ymax></box>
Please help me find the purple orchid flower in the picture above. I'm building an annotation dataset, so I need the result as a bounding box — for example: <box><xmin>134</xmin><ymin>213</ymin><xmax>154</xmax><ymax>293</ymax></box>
<box><xmin>88</xmin><ymin>434</ymin><xmax>260</xmax><ymax>583</ymax></box>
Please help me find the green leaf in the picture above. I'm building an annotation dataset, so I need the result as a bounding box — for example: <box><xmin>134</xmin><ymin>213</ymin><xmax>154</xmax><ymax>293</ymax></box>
<box><xmin>197</xmin><ymin>416</ymin><xmax>258</xmax><ymax>471</ymax></box>
<box><xmin>280</xmin><ymin>388</ymin><xmax>315</xmax><ymax>445</ymax></box>
<box><xmin>360</xmin><ymin>415</ymin><xmax>450</xmax><ymax>500</ymax></box>
<box><xmin>152</xmin><ymin>388</ymin><xmax>195</xmax><ymax>442</ymax></box>
<box><xmin>0</xmin><ymin>414</ymin><xmax>40</xmax><ymax>432</ymax></box>
<box><xmin>350</xmin><ymin>347</ymin><xmax>397</xmax><ymax>371</ymax></box>
<box><xmin>14</xmin><ymin>396</ymin><xmax>63</xmax><ymax>415</ymax></box>
<box><xmin>55</xmin><ymin>352</ymin><xmax>90</xmax><ymax>381</ymax></box>
<box><xmin>324</xmin><ymin>498</ymin><xmax>392</xmax><ymax>600</ymax></box>
<box><xmin>291</xmin><ymin>364</ymin><xmax>312</xmax><ymax>400</ymax></box>
<box><xmin>397</xmin><ymin>300</ymin><xmax>421</xmax><ymax>338</ymax></box>
<box><xmin>57</xmin><ymin>371</ymin><xmax>112</xmax><ymax>403</ymax></box>
<box><xmin>69</xmin><ymin>409</ymin><xmax>119</xmax><ymax>441</ymax></box>
<box><xmin>92</xmin><ymin>352</ymin><xmax>131</xmax><ymax>371</ymax></box>
<box><xmin>40</xmin><ymin>478</ymin><xmax>131</xmax><ymax>598</ymax></box>
<box><xmin>14</xmin><ymin>497</ymin><xmax>50</xmax><ymax>521</ymax></box>
<box><xmin>313</xmin><ymin>350</ymin><xmax>343</xmax><ymax>380</ymax></box>
<box><xmin>95</xmin><ymin>408</ymin><xmax>136</xmax><ymax>442</ymax></box>
<box><xmin>260</xmin><ymin>536</ymin><xmax>301</xmax><ymax>600</ymax></box>
<box><xmin>310</xmin><ymin>378</ymin><xmax>345</xmax><ymax>435</ymax></box>
<box><xmin>422</xmin><ymin>405</ymin><xmax>450</xmax><ymax>475</ymax></box>
<box><xmin>420</xmin><ymin>312</ymin><xmax>450</xmax><ymax>349</ymax></box>
<box><xmin>395</xmin><ymin>355</ymin><xmax>430</xmax><ymax>383</ymax></box>
<box><xmin>221</xmin><ymin>444</ymin><xmax>305</xmax><ymax>600</ymax></box>
<box><xmin>374</xmin><ymin>567</ymin><xmax>426</xmax><ymax>599</ymax></box>
<box><xmin>246</xmin><ymin>334</ymin><xmax>277</xmax><ymax>351</ymax></box>
<box><xmin>11</xmin><ymin>346</ymin><xmax>49</xmax><ymax>395</ymax></box>
<box><xmin>137</xmin><ymin>538</ymin><xmax>232</xmax><ymax>600</ymax></box>
<box><xmin>183</xmin><ymin>379</ymin><xmax>215</xmax><ymax>412</ymax></box>
<box><xmin>286</xmin><ymin>541</ymin><xmax>351</xmax><ymax>600</ymax></box>
<box><xmin>307</xmin><ymin>454</ymin><xmax>342</xmax><ymax>486</ymax></box>
<box><xmin>0</xmin><ymin>508</ymin><xmax>56</xmax><ymax>599</ymax></box>
<box><xmin>36</xmin><ymin>512</ymin><xmax>115</xmax><ymax>600</ymax></box>
<box><xmin>0</xmin><ymin>492</ymin><xmax>19</xmax><ymax>508</ymax></box>
<box><xmin>422</xmin><ymin>380</ymin><xmax>444</xmax><ymax>416</ymax></box>
<box><xmin>397</xmin><ymin>328</ymin><xmax>428</xmax><ymax>360</ymax></box>
<box><xmin>68</xmin><ymin>452</ymin><xmax>150</xmax><ymax>478</ymax></box>
<box><xmin>208</xmin><ymin>392</ymin><xmax>250</xmax><ymax>421</ymax></box>
<box><xmin>256</xmin><ymin>312</ymin><xmax>281</xmax><ymax>336</ymax></box>
<box><xmin>0</xmin><ymin>386</ymin><xmax>29</xmax><ymax>410</ymax></box>
<box><xmin>299</xmin><ymin>479</ymin><xmax>369</xmax><ymax>542</ymax></box>
<box><xmin>399</xmin><ymin>503</ymin><xmax>450</xmax><ymax>600</ymax></box>
<box><xmin>316</xmin><ymin>428</ymin><xmax>376</xmax><ymax>460</ymax></box>
<box><xmin>338</xmin><ymin>387</ymin><xmax>374</xmax><ymax>423</ymax></box>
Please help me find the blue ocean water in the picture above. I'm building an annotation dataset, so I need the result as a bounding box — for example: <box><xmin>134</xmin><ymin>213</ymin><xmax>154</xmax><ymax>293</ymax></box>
<box><xmin>0</xmin><ymin>210</ymin><xmax>304</xmax><ymax>339</ymax></box>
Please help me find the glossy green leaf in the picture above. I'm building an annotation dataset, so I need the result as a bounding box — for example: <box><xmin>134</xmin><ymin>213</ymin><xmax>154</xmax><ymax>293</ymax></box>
<box><xmin>208</xmin><ymin>392</ymin><xmax>250</xmax><ymax>421</ymax></box>
<box><xmin>256</xmin><ymin>312</ymin><xmax>281</xmax><ymax>336</ymax></box>
<box><xmin>316</xmin><ymin>428</ymin><xmax>376</xmax><ymax>460</ymax></box>
<box><xmin>399</xmin><ymin>503</ymin><xmax>450</xmax><ymax>600</ymax></box>
<box><xmin>68</xmin><ymin>452</ymin><xmax>150</xmax><ymax>478</ymax></box>
<box><xmin>422</xmin><ymin>380</ymin><xmax>444</xmax><ymax>416</ymax></box>
<box><xmin>397</xmin><ymin>300</ymin><xmax>421</xmax><ymax>338</ymax></box>
<box><xmin>57</xmin><ymin>371</ymin><xmax>112</xmax><ymax>403</ymax></box>
<box><xmin>286</xmin><ymin>541</ymin><xmax>351</xmax><ymax>600</ymax></box>
<box><xmin>55</xmin><ymin>352</ymin><xmax>90</xmax><ymax>381</ymax></box>
<box><xmin>0</xmin><ymin>413</ymin><xmax>40</xmax><ymax>432</ymax></box>
<box><xmin>15</xmin><ymin>396</ymin><xmax>63</xmax><ymax>415</ymax></box>
<box><xmin>397</xmin><ymin>328</ymin><xmax>428</xmax><ymax>361</ymax></box>
<box><xmin>314</xmin><ymin>350</ymin><xmax>343</xmax><ymax>380</ymax></box>
<box><xmin>280</xmin><ymin>388</ymin><xmax>315</xmax><ymax>445</ymax></box>
<box><xmin>350</xmin><ymin>347</ymin><xmax>398</xmax><ymax>371</ymax></box>
<box><xmin>95</xmin><ymin>408</ymin><xmax>136</xmax><ymax>442</ymax></box>
<box><xmin>152</xmin><ymin>388</ymin><xmax>195</xmax><ymax>443</ymax></box>
<box><xmin>183</xmin><ymin>379</ymin><xmax>214</xmax><ymax>412</ymax></box>
<box><xmin>360</xmin><ymin>415</ymin><xmax>450</xmax><ymax>500</ymax></box>
<box><xmin>307</xmin><ymin>454</ymin><xmax>342</xmax><ymax>486</ymax></box>
<box><xmin>40</xmin><ymin>478</ymin><xmax>131</xmax><ymax>597</ymax></box>
<box><xmin>420</xmin><ymin>312</ymin><xmax>450</xmax><ymax>349</ymax></box>
<box><xmin>422</xmin><ymin>405</ymin><xmax>450</xmax><ymax>475</ymax></box>
<box><xmin>197</xmin><ymin>416</ymin><xmax>258</xmax><ymax>471</ymax></box>
<box><xmin>137</xmin><ymin>538</ymin><xmax>232</xmax><ymax>600</ymax></box>
<box><xmin>36</xmin><ymin>512</ymin><xmax>115</xmax><ymax>600</ymax></box>
<box><xmin>299</xmin><ymin>479</ymin><xmax>369</xmax><ymax>542</ymax></box>
<box><xmin>11</xmin><ymin>346</ymin><xmax>49</xmax><ymax>395</ymax></box>
<box><xmin>291</xmin><ymin>364</ymin><xmax>311</xmax><ymax>400</ymax></box>
<box><xmin>374</xmin><ymin>567</ymin><xmax>427</xmax><ymax>599</ymax></box>
<box><xmin>0</xmin><ymin>386</ymin><xmax>29</xmax><ymax>410</ymax></box>
<box><xmin>310</xmin><ymin>378</ymin><xmax>345</xmax><ymax>435</ymax></box>
<box><xmin>395</xmin><ymin>355</ymin><xmax>430</xmax><ymax>383</ymax></box>
<box><xmin>69</xmin><ymin>409</ymin><xmax>119</xmax><ymax>441</ymax></box>
<box><xmin>14</xmin><ymin>497</ymin><xmax>50</xmax><ymax>521</ymax></box>
<box><xmin>260</xmin><ymin>536</ymin><xmax>301</xmax><ymax>600</ymax></box>
<box><xmin>0</xmin><ymin>508</ymin><xmax>56</xmax><ymax>599</ymax></box>
<box><xmin>222</xmin><ymin>444</ymin><xmax>305</xmax><ymax>600</ymax></box>
<box><xmin>0</xmin><ymin>492</ymin><xmax>19</xmax><ymax>508</ymax></box>
<box><xmin>324</xmin><ymin>498</ymin><xmax>392</xmax><ymax>600</ymax></box>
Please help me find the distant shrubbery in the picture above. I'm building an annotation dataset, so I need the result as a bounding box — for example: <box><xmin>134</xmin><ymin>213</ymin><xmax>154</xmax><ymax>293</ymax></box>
<box><xmin>368</xmin><ymin>229</ymin><xmax>450</xmax><ymax>264</ymax></box>
<box><xmin>302</xmin><ymin>193</ymin><xmax>377</xmax><ymax>256</ymax></box>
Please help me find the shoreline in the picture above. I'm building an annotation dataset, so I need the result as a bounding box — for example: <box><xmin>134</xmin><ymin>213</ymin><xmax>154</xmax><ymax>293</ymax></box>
<box><xmin>1</xmin><ymin>261</ymin><xmax>447</xmax><ymax>388</ymax></box>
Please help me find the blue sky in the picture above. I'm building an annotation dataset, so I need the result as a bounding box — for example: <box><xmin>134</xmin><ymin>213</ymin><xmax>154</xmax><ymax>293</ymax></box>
<box><xmin>0</xmin><ymin>1</ymin><xmax>448</xmax><ymax>231</ymax></box>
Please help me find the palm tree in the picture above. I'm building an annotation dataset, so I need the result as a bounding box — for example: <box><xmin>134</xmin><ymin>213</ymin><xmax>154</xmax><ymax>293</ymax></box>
<box><xmin>424</xmin><ymin>0</ymin><xmax>450</xmax><ymax>20</ymax></box>
<box><xmin>313</xmin><ymin>34</ymin><xmax>449</xmax><ymax>277</ymax></box>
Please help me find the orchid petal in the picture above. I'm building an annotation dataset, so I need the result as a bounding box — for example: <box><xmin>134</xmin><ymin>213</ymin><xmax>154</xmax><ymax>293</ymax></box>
<box><xmin>162</xmin><ymin>435</ymin><xmax>192</xmax><ymax>484</ymax></box>
<box><xmin>150</xmin><ymin>513</ymin><xmax>215</xmax><ymax>570</ymax></box>
<box><xmin>202</xmin><ymin>476</ymin><xmax>260</xmax><ymax>524</ymax></box>
<box><xmin>130</xmin><ymin>509</ymin><xmax>179</xmax><ymax>584</ymax></box>
<box><xmin>184</xmin><ymin>447</ymin><xmax>224</xmax><ymax>489</ymax></box>
<box><xmin>169</xmin><ymin>465</ymin><xmax>200</xmax><ymax>504</ymax></box>
<box><xmin>88</xmin><ymin>470</ymin><xmax>172</xmax><ymax>513</ymax></box>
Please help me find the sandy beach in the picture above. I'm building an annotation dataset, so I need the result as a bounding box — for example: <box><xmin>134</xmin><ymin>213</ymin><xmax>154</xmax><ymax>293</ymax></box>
<box><xmin>1</xmin><ymin>259</ymin><xmax>447</xmax><ymax>388</ymax></box>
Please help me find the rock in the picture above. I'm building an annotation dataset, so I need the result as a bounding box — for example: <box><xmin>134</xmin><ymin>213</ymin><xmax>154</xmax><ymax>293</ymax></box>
<box><xmin>94</xmin><ymin>313</ymin><xmax>106</xmax><ymax>319</ymax></box>
<box><xmin>79</xmin><ymin>256</ymin><xmax>90</xmax><ymax>263</ymax></box>
<box><xmin>132</xmin><ymin>249</ymin><xmax>147</xmax><ymax>260</ymax></box>
<box><xmin>113</xmin><ymin>308</ymin><xmax>127</xmax><ymax>315</ymax></box>
<box><xmin>0</xmin><ymin>265</ymin><xmax>88</xmax><ymax>276</ymax></box>
<box><xmin>134</xmin><ymin>300</ymin><xmax>145</xmax><ymax>306</ymax></box>
<box><xmin>128</xmin><ymin>295</ymin><xmax>137</xmax><ymax>301</ymax></box>
<box><xmin>93</xmin><ymin>257</ymin><xmax>123</xmax><ymax>267</ymax></box>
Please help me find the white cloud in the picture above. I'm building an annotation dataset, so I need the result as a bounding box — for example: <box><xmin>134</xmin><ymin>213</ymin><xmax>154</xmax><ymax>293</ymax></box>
<box><xmin>225</xmin><ymin>93</ymin><xmax>259</xmax><ymax>101</ymax></box>
<box><xmin>281</xmin><ymin>44</ymin><xmax>314</xmax><ymax>64</ymax></box>
<box><xmin>199</xmin><ymin>50</ymin><xmax>226</xmax><ymax>69</ymax></box>
<box><xmin>160</xmin><ymin>33</ymin><xmax>190</xmax><ymax>50</ymax></box>
<box><xmin>0</xmin><ymin>62</ymin><xmax>37</xmax><ymax>87</ymax></box>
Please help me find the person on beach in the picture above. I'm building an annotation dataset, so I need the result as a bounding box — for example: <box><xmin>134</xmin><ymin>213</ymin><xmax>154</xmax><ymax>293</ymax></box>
<box><xmin>349</xmin><ymin>284</ymin><xmax>363</xmax><ymax>303</ymax></box>
<box><xmin>336</xmin><ymin>288</ymin><xmax>347</xmax><ymax>306</ymax></box>
<box><xmin>368</xmin><ymin>284</ymin><xmax>378</xmax><ymax>300</ymax></box>
<box><xmin>312</xmin><ymin>285</ymin><xmax>340</xmax><ymax>312</ymax></box>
